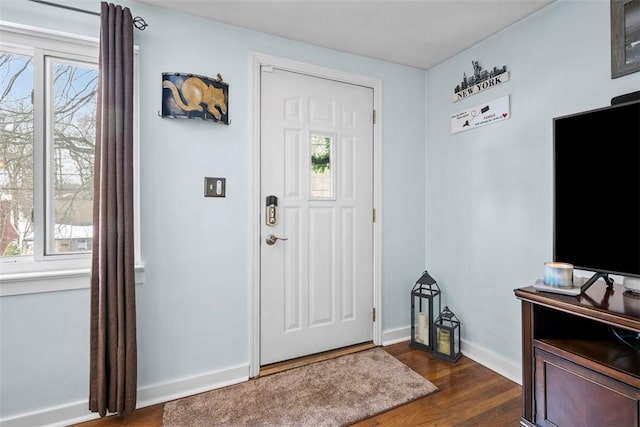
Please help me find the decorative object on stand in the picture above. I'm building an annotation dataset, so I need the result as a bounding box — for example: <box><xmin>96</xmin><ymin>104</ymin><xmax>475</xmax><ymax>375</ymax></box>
<box><xmin>161</xmin><ymin>72</ymin><xmax>229</xmax><ymax>124</ymax></box>
<box><xmin>543</xmin><ymin>262</ymin><xmax>574</xmax><ymax>288</ymax></box>
<box><xmin>533</xmin><ymin>261</ymin><xmax>589</xmax><ymax>296</ymax></box>
<box><xmin>433</xmin><ymin>306</ymin><xmax>462</xmax><ymax>362</ymax></box>
<box><xmin>410</xmin><ymin>271</ymin><xmax>441</xmax><ymax>353</ymax></box>
<box><xmin>624</xmin><ymin>276</ymin><xmax>640</xmax><ymax>294</ymax></box>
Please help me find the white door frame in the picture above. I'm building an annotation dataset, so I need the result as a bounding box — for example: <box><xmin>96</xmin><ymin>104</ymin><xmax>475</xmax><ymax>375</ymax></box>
<box><xmin>250</xmin><ymin>53</ymin><xmax>382</xmax><ymax>378</ymax></box>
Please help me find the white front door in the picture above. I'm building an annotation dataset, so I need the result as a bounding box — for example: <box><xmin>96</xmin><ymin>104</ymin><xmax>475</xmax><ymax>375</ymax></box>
<box><xmin>260</xmin><ymin>68</ymin><xmax>374</xmax><ymax>365</ymax></box>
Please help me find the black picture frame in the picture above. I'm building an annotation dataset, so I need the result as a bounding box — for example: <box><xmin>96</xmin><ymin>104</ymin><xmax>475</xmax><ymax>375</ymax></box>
<box><xmin>611</xmin><ymin>0</ymin><xmax>640</xmax><ymax>79</ymax></box>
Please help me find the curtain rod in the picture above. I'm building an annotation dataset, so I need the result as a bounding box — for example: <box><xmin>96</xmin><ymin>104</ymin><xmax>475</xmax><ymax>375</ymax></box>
<box><xmin>28</xmin><ymin>0</ymin><xmax>148</xmax><ymax>30</ymax></box>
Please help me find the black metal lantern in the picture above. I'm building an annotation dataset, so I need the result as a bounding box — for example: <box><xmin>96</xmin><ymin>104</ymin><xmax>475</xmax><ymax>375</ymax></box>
<box><xmin>433</xmin><ymin>306</ymin><xmax>462</xmax><ymax>362</ymax></box>
<box><xmin>410</xmin><ymin>271</ymin><xmax>441</xmax><ymax>353</ymax></box>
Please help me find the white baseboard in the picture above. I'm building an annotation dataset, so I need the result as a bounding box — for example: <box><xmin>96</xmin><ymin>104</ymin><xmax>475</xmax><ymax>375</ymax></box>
<box><xmin>0</xmin><ymin>400</ymin><xmax>98</xmax><ymax>427</ymax></box>
<box><xmin>380</xmin><ymin>326</ymin><xmax>522</xmax><ymax>385</ymax></box>
<box><xmin>137</xmin><ymin>362</ymin><xmax>248</xmax><ymax>408</ymax></box>
<box><xmin>381</xmin><ymin>326</ymin><xmax>411</xmax><ymax>346</ymax></box>
<box><xmin>461</xmin><ymin>339</ymin><xmax>522</xmax><ymax>385</ymax></box>
<box><xmin>0</xmin><ymin>363</ymin><xmax>249</xmax><ymax>427</ymax></box>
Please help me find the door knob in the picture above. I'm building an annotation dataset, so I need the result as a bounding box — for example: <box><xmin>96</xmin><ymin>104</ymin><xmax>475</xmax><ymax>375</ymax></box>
<box><xmin>266</xmin><ymin>234</ymin><xmax>288</xmax><ymax>245</ymax></box>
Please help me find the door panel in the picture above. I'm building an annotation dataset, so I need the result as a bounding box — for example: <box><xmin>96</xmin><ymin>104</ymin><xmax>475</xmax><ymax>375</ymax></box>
<box><xmin>260</xmin><ymin>68</ymin><xmax>374</xmax><ymax>365</ymax></box>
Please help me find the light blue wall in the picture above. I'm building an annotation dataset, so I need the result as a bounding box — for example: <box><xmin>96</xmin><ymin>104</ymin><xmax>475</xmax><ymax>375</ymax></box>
<box><xmin>3</xmin><ymin>0</ymin><xmax>639</xmax><ymax>421</ymax></box>
<box><xmin>426</xmin><ymin>0</ymin><xmax>639</xmax><ymax>367</ymax></box>
<box><xmin>0</xmin><ymin>0</ymin><xmax>426</xmax><ymax>419</ymax></box>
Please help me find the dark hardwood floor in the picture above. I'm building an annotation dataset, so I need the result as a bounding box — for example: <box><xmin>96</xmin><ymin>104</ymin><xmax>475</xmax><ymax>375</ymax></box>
<box><xmin>74</xmin><ymin>342</ymin><xmax>522</xmax><ymax>426</ymax></box>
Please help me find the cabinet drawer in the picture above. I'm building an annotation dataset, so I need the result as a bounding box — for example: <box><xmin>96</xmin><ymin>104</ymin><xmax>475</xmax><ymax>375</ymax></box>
<box><xmin>534</xmin><ymin>348</ymin><xmax>640</xmax><ymax>427</ymax></box>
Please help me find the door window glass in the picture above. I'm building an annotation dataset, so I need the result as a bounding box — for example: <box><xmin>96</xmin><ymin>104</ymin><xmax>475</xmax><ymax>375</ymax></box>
<box><xmin>310</xmin><ymin>134</ymin><xmax>333</xmax><ymax>198</ymax></box>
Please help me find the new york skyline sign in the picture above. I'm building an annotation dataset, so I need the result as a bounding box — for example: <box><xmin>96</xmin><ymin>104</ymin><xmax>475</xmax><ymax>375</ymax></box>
<box><xmin>453</xmin><ymin>60</ymin><xmax>510</xmax><ymax>102</ymax></box>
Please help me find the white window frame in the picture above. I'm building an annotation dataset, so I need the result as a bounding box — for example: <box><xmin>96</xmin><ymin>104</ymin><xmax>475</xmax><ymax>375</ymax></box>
<box><xmin>0</xmin><ymin>22</ymin><xmax>144</xmax><ymax>296</ymax></box>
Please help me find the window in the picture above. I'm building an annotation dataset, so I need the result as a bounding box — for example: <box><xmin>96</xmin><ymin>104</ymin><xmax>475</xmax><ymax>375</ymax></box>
<box><xmin>310</xmin><ymin>133</ymin><xmax>334</xmax><ymax>198</ymax></box>
<box><xmin>1</xmin><ymin>51</ymin><xmax>97</xmax><ymax>259</ymax></box>
<box><xmin>0</xmin><ymin>23</ymin><xmax>142</xmax><ymax>295</ymax></box>
<box><xmin>1</xmin><ymin>51</ymin><xmax>35</xmax><ymax>257</ymax></box>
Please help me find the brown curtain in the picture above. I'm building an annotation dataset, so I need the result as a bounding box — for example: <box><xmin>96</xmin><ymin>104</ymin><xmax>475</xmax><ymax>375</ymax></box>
<box><xmin>89</xmin><ymin>2</ymin><xmax>137</xmax><ymax>417</ymax></box>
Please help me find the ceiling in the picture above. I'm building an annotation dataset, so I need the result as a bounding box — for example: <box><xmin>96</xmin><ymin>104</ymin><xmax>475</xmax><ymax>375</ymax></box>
<box><xmin>136</xmin><ymin>0</ymin><xmax>555</xmax><ymax>70</ymax></box>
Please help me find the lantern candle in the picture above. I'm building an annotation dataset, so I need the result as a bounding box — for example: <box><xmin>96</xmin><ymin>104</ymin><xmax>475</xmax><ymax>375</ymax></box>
<box><xmin>438</xmin><ymin>329</ymin><xmax>451</xmax><ymax>355</ymax></box>
<box><xmin>417</xmin><ymin>312</ymin><xmax>428</xmax><ymax>345</ymax></box>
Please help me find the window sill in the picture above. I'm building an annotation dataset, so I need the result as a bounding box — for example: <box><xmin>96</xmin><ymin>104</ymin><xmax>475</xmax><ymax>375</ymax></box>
<box><xmin>0</xmin><ymin>265</ymin><xmax>145</xmax><ymax>296</ymax></box>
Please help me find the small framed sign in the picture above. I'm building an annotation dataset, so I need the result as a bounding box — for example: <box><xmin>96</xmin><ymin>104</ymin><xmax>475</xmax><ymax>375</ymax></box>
<box><xmin>451</xmin><ymin>95</ymin><xmax>510</xmax><ymax>134</ymax></box>
<box><xmin>611</xmin><ymin>0</ymin><xmax>640</xmax><ymax>79</ymax></box>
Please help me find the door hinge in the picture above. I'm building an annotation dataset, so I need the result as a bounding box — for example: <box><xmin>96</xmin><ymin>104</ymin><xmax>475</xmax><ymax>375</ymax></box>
<box><xmin>373</xmin><ymin>109</ymin><xmax>377</xmax><ymax>124</ymax></box>
<box><xmin>372</xmin><ymin>208</ymin><xmax>376</xmax><ymax>223</ymax></box>
<box><xmin>372</xmin><ymin>307</ymin><xmax>376</xmax><ymax>322</ymax></box>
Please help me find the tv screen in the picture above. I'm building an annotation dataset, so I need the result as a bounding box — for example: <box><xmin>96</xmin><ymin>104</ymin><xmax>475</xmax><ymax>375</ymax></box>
<box><xmin>553</xmin><ymin>101</ymin><xmax>640</xmax><ymax>280</ymax></box>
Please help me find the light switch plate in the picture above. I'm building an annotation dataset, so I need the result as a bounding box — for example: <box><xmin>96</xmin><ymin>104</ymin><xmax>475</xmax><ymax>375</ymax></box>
<box><xmin>204</xmin><ymin>177</ymin><xmax>226</xmax><ymax>197</ymax></box>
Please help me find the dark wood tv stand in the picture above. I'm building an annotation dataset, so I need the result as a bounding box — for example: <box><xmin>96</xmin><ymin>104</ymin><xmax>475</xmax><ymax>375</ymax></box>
<box><xmin>514</xmin><ymin>282</ymin><xmax>640</xmax><ymax>427</ymax></box>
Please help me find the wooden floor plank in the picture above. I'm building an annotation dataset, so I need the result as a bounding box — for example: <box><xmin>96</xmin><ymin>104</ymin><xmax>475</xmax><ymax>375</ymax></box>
<box><xmin>74</xmin><ymin>342</ymin><xmax>522</xmax><ymax>426</ymax></box>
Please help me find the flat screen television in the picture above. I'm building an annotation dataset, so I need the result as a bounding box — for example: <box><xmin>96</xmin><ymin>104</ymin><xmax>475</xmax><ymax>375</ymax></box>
<box><xmin>553</xmin><ymin>100</ymin><xmax>640</xmax><ymax>291</ymax></box>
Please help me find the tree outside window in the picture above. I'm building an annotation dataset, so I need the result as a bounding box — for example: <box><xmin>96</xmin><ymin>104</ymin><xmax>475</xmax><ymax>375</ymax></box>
<box><xmin>0</xmin><ymin>51</ymin><xmax>97</xmax><ymax>257</ymax></box>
